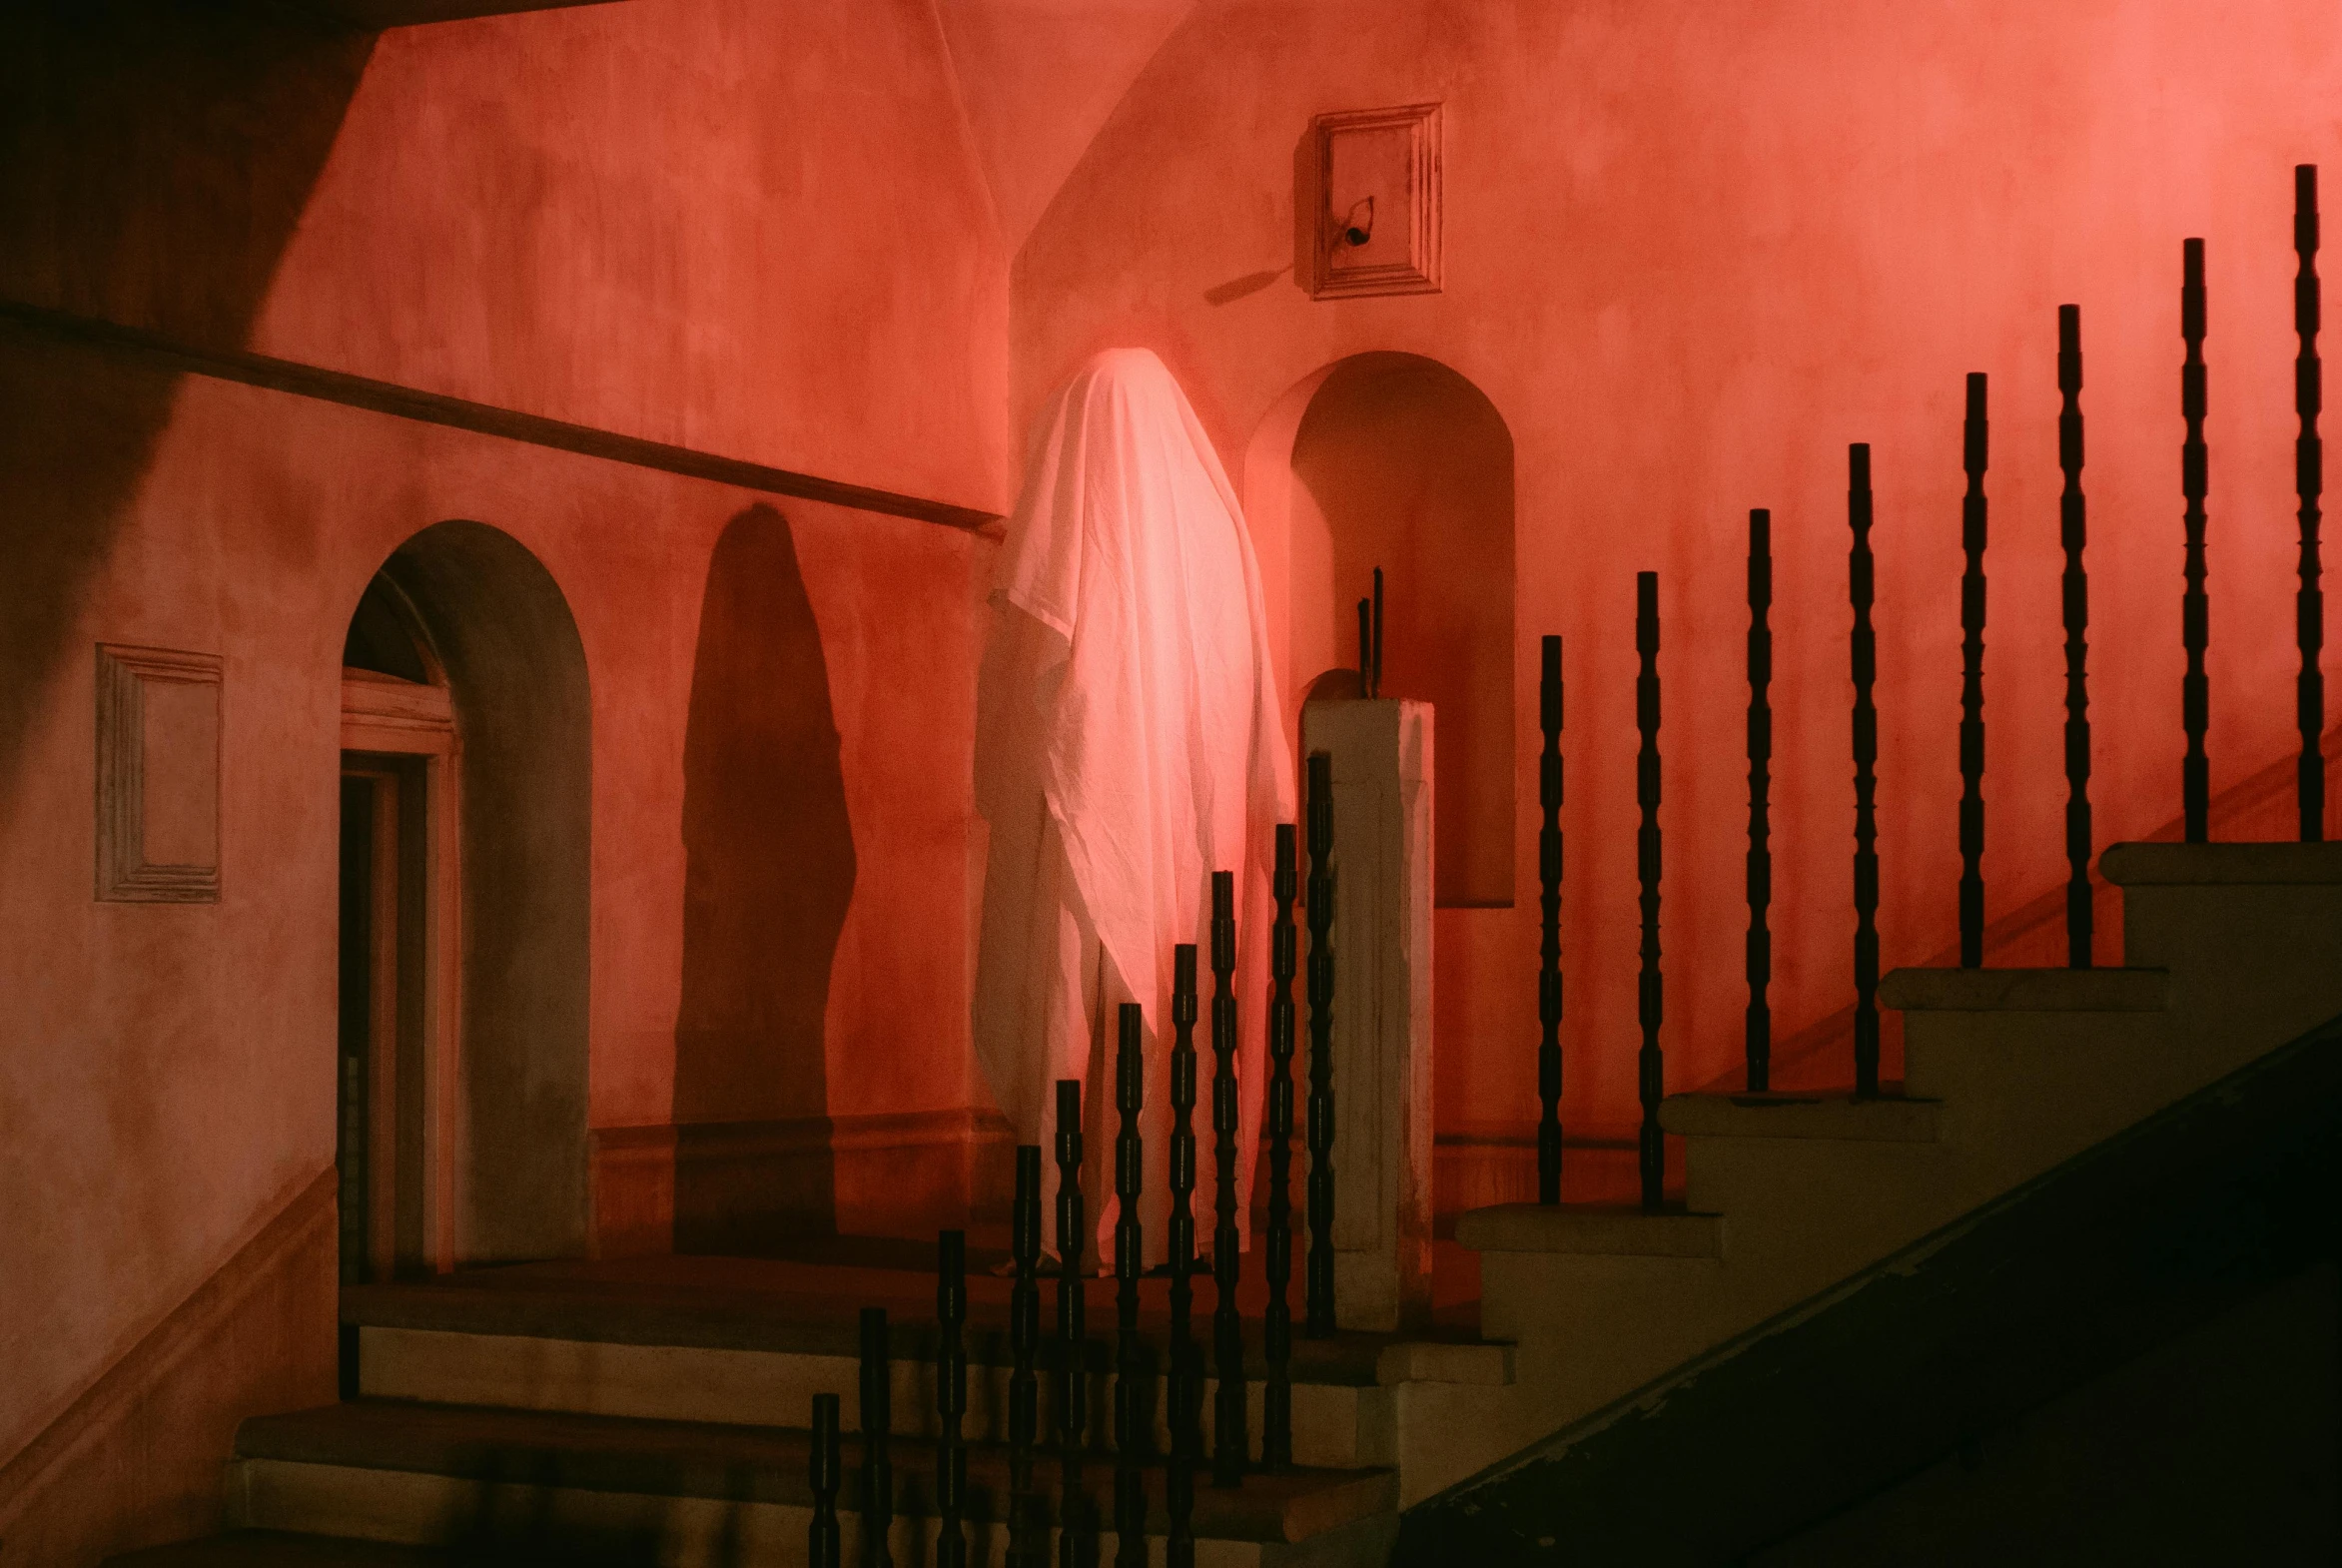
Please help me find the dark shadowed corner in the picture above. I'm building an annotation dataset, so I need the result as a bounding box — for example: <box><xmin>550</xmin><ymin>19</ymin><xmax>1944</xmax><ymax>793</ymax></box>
<box><xmin>0</xmin><ymin>2</ymin><xmax>374</xmax><ymax>812</ymax></box>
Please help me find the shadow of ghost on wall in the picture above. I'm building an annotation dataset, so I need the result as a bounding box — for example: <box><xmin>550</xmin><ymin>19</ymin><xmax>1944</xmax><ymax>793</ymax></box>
<box><xmin>673</xmin><ymin>505</ymin><xmax>857</xmax><ymax>1251</ymax></box>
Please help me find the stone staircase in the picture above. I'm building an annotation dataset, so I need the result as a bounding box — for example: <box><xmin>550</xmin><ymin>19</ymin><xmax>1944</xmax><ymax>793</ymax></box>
<box><xmin>222</xmin><ymin>1401</ymin><xmax>1394</xmax><ymax>1565</ymax></box>
<box><xmin>115</xmin><ymin>1241</ymin><xmax>1507</xmax><ymax>1566</ymax></box>
<box><xmin>111</xmin><ymin>841</ymin><xmax>2341</xmax><ymax>1564</ymax></box>
<box><xmin>1400</xmin><ymin>842</ymin><xmax>2342</xmax><ymax>1526</ymax></box>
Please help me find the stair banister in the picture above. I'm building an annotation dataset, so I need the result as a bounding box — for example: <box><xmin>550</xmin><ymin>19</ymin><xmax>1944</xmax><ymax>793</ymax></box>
<box><xmin>1958</xmin><ymin>372</ymin><xmax>1990</xmax><ymax>969</ymax></box>
<box><xmin>857</xmin><ymin>1307</ymin><xmax>894</xmax><ymax>1568</ymax></box>
<box><xmin>1747</xmin><ymin>511</ymin><xmax>1774</xmax><ymax>1090</ymax></box>
<box><xmin>1262</xmin><ymin>825</ymin><xmax>1298</xmax><ymax>1464</ymax></box>
<box><xmin>1303</xmin><ymin>751</ymin><xmax>1337</xmax><ymax>1332</ymax></box>
<box><xmin>2182</xmin><ymin>236</ymin><xmax>2212</xmax><ymax>841</ymax></box>
<box><xmin>2297</xmin><ymin>165</ymin><xmax>2326</xmax><ymax>841</ymax></box>
<box><xmin>1008</xmin><ymin>1147</ymin><xmax>1044</xmax><ymax>1565</ymax></box>
<box><xmin>1113</xmin><ymin>1005</ymin><xmax>1147</xmax><ymax>1566</ymax></box>
<box><xmin>935</xmin><ymin>1229</ymin><xmax>968</xmax><ymax>1568</ymax></box>
<box><xmin>2058</xmin><ymin>305</ymin><xmax>2095</xmax><ymax>969</ymax></box>
<box><xmin>1635</xmin><ymin>570</ymin><xmax>1665</xmax><ymax>1210</ymax></box>
<box><xmin>1167</xmin><ymin>944</ymin><xmax>1199</xmax><ymax>1566</ymax></box>
<box><xmin>811</xmin><ymin>1389</ymin><xmax>843</xmax><ymax>1568</ymax></box>
<box><xmin>1208</xmin><ymin>871</ymin><xmax>1246</xmax><ymax>1486</ymax></box>
<box><xmin>1053</xmin><ymin>1078</ymin><xmax>1094</xmax><ymax>1567</ymax></box>
<box><xmin>1537</xmin><ymin>636</ymin><xmax>1564</xmax><ymax>1198</ymax></box>
<box><xmin>1850</xmin><ymin>443</ymin><xmax>1883</xmax><ymax>1098</ymax></box>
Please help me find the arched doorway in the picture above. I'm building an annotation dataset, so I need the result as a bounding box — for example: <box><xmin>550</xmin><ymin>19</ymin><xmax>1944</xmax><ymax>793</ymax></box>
<box><xmin>335</xmin><ymin>521</ymin><xmax>591</xmax><ymax>1282</ymax></box>
<box><xmin>1248</xmin><ymin>353</ymin><xmax>1517</xmax><ymax>907</ymax></box>
<box><xmin>337</xmin><ymin>569</ymin><xmax>451</xmax><ymax>1290</ymax></box>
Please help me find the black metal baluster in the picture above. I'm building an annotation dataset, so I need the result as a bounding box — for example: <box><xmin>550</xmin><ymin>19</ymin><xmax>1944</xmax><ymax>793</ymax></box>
<box><xmin>1304</xmin><ymin>751</ymin><xmax>1337</xmax><ymax>1334</ymax></box>
<box><xmin>1372</xmin><ymin>565</ymin><xmax>1385</xmax><ymax>696</ymax></box>
<box><xmin>1167</xmin><ymin>946</ymin><xmax>1199</xmax><ymax>1568</ymax></box>
<box><xmin>1262</xmin><ymin>825</ymin><xmax>1297</xmax><ymax>1466</ymax></box>
<box><xmin>812</xmin><ymin>1390</ymin><xmax>843</xmax><ymax>1568</ymax></box>
<box><xmin>1956</xmin><ymin>374</ymin><xmax>1990</xmax><ymax>966</ymax></box>
<box><xmin>1635</xmin><ymin>572</ymin><xmax>1665</xmax><ymax>1211</ymax></box>
<box><xmin>1850</xmin><ymin>445</ymin><xmax>1883</xmax><ymax>1100</ymax></box>
<box><xmin>1113</xmin><ymin>1004</ymin><xmax>1147</xmax><ymax>1567</ymax></box>
<box><xmin>1054</xmin><ymin>1080</ymin><xmax>1094</xmax><ymax>1568</ymax></box>
<box><xmin>2058</xmin><ymin>307</ymin><xmax>2094</xmax><ymax>968</ymax></box>
<box><xmin>1537</xmin><ymin>636</ymin><xmax>1564</xmax><ymax>1201</ymax></box>
<box><xmin>935</xmin><ymin>1230</ymin><xmax>968</xmax><ymax>1568</ymax></box>
<box><xmin>2183</xmin><ymin>237</ymin><xmax>2212</xmax><ymax>842</ymax></box>
<box><xmin>1008</xmin><ymin>1147</ymin><xmax>1044</xmax><ymax>1566</ymax></box>
<box><xmin>1746</xmin><ymin>511</ymin><xmax>1773</xmax><ymax>1091</ymax></box>
<box><xmin>2299</xmin><ymin>166</ymin><xmax>2327</xmax><ymax>840</ymax></box>
<box><xmin>1208</xmin><ymin>872</ymin><xmax>1246</xmax><ymax>1487</ymax></box>
<box><xmin>858</xmin><ymin>1308</ymin><xmax>894</xmax><ymax>1568</ymax></box>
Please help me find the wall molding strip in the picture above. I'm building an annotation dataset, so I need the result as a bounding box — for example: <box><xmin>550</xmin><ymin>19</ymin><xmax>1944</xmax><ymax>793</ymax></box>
<box><xmin>0</xmin><ymin>299</ymin><xmax>1005</xmax><ymax>535</ymax></box>
<box><xmin>0</xmin><ymin>1166</ymin><xmax>337</xmax><ymax>1529</ymax></box>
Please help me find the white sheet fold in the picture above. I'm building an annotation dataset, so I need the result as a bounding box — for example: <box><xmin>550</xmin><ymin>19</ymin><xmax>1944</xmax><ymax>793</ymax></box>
<box><xmin>974</xmin><ymin>348</ymin><xmax>1294</xmax><ymax>1260</ymax></box>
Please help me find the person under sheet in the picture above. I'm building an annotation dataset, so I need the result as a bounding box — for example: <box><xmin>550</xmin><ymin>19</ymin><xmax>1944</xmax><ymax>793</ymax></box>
<box><xmin>974</xmin><ymin>347</ymin><xmax>1295</xmax><ymax>1268</ymax></box>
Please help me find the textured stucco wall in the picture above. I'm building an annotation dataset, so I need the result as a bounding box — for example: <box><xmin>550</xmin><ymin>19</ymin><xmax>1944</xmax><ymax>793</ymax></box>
<box><xmin>1011</xmin><ymin>0</ymin><xmax>2342</xmax><ymax>1148</ymax></box>
<box><xmin>0</xmin><ymin>0</ymin><xmax>1002</xmax><ymax>1500</ymax></box>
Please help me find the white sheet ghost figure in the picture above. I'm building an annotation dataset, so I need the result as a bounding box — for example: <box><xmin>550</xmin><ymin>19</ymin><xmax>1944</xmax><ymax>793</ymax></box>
<box><xmin>974</xmin><ymin>347</ymin><xmax>1295</xmax><ymax>1266</ymax></box>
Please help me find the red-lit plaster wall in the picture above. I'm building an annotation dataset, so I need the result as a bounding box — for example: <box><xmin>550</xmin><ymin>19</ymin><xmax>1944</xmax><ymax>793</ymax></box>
<box><xmin>1011</xmin><ymin>0</ymin><xmax>2342</xmax><ymax>1158</ymax></box>
<box><xmin>0</xmin><ymin>0</ymin><xmax>1004</xmax><ymax>1536</ymax></box>
<box><xmin>6</xmin><ymin>1</ymin><xmax>1009</xmax><ymax>511</ymax></box>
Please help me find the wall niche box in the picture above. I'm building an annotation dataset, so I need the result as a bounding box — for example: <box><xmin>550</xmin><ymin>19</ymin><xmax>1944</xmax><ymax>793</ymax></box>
<box><xmin>1308</xmin><ymin>103</ymin><xmax>1443</xmax><ymax>300</ymax></box>
<box><xmin>96</xmin><ymin>643</ymin><xmax>222</xmax><ymax>903</ymax></box>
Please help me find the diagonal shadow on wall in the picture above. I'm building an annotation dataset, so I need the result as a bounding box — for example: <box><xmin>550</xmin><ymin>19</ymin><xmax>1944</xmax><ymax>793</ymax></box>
<box><xmin>0</xmin><ymin>3</ymin><xmax>375</xmax><ymax>810</ymax></box>
<box><xmin>673</xmin><ymin>505</ymin><xmax>857</xmax><ymax>1250</ymax></box>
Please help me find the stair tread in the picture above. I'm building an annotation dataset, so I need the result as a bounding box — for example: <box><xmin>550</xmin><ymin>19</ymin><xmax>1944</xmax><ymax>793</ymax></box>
<box><xmin>2101</xmin><ymin>840</ymin><xmax>2342</xmax><ymax>885</ymax></box>
<box><xmin>346</xmin><ymin>1255</ymin><xmax>1496</xmax><ymax>1388</ymax></box>
<box><xmin>1879</xmin><ymin>966</ymin><xmax>2168</xmax><ymax>1013</ymax></box>
<box><xmin>105</xmin><ymin>1533</ymin><xmax>453</xmax><ymax>1566</ymax></box>
<box><xmin>1660</xmin><ymin>1089</ymin><xmax>1943</xmax><ymax>1142</ymax></box>
<box><xmin>238</xmin><ymin>1401</ymin><xmax>1395</xmax><ymax>1544</ymax></box>
<box><xmin>1452</xmin><ymin>1203</ymin><xmax>1722</xmax><ymax>1257</ymax></box>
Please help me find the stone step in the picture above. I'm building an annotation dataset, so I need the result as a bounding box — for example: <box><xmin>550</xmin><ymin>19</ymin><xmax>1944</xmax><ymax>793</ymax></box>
<box><xmin>1660</xmin><ymin>1089</ymin><xmax>1945</xmax><ymax>1143</ymax></box>
<box><xmin>226</xmin><ymin>1402</ymin><xmax>1399</xmax><ymax>1567</ymax></box>
<box><xmin>1878</xmin><ymin>967</ymin><xmax>2170</xmax><ymax>1014</ymax></box>
<box><xmin>347</xmin><ymin>1268</ymin><xmax>1508</xmax><ymax>1472</ymax></box>
<box><xmin>2105</xmin><ymin>843</ymin><xmax>2342</xmax><ymax>1050</ymax></box>
<box><xmin>1875</xmin><ymin>966</ymin><xmax>2191</xmax><ymax>1193</ymax></box>
<box><xmin>1428</xmin><ymin>842</ymin><xmax>2342</xmax><ymax>1510</ymax></box>
<box><xmin>359</xmin><ymin>1323</ymin><xmax>1416</xmax><ymax>1470</ymax></box>
<box><xmin>2102</xmin><ymin>841</ymin><xmax>2342</xmax><ymax>885</ymax></box>
<box><xmin>1884</xmin><ymin>969</ymin><xmax>2176</xmax><ymax>1103</ymax></box>
<box><xmin>1450</xmin><ymin>1203</ymin><xmax>1723</xmax><ymax>1258</ymax></box>
<box><xmin>105</xmin><ymin>1534</ymin><xmax>452</xmax><ymax>1567</ymax></box>
<box><xmin>343</xmin><ymin>1267</ymin><xmax>1496</xmax><ymax>1385</ymax></box>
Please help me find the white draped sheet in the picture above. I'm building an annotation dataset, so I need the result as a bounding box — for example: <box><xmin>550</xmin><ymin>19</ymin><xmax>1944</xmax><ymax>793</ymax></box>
<box><xmin>974</xmin><ymin>348</ymin><xmax>1295</xmax><ymax>1263</ymax></box>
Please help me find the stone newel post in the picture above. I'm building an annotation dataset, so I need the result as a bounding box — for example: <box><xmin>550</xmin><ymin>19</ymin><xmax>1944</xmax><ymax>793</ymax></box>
<box><xmin>1299</xmin><ymin>697</ymin><xmax>1434</xmax><ymax>1331</ymax></box>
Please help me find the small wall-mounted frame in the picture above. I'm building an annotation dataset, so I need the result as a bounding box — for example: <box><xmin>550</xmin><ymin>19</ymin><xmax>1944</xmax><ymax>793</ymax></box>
<box><xmin>1308</xmin><ymin>103</ymin><xmax>1442</xmax><ymax>300</ymax></box>
<box><xmin>96</xmin><ymin>643</ymin><xmax>222</xmax><ymax>903</ymax></box>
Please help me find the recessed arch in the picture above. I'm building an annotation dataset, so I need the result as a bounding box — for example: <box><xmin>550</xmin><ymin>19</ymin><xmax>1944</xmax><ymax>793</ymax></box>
<box><xmin>351</xmin><ymin>519</ymin><xmax>592</xmax><ymax>1263</ymax></box>
<box><xmin>1249</xmin><ymin>353</ymin><xmax>1517</xmax><ymax>907</ymax></box>
<box><xmin>343</xmin><ymin>571</ymin><xmax>439</xmax><ymax>686</ymax></box>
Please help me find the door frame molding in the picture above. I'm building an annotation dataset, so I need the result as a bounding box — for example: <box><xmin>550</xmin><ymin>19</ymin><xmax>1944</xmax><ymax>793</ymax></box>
<box><xmin>342</xmin><ymin>669</ymin><xmax>461</xmax><ymax>1274</ymax></box>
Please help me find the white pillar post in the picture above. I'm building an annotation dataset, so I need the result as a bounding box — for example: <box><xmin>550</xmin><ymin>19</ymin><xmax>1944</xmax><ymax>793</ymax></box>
<box><xmin>1299</xmin><ymin>697</ymin><xmax>1435</xmax><ymax>1331</ymax></box>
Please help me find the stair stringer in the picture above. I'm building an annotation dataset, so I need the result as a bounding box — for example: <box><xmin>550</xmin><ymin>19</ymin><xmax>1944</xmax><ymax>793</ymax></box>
<box><xmin>1393</xmin><ymin>1004</ymin><xmax>2342</xmax><ymax>1565</ymax></box>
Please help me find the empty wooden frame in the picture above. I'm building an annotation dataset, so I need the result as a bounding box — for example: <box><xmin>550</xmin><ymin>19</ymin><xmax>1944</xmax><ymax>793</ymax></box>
<box><xmin>96</xmin><ymin>642</ymin><xmax>223</xmax><ymax>903</ymax></box>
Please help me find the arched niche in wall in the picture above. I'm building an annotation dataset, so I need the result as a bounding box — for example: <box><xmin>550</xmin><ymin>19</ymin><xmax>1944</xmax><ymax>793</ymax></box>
<box><xmin>359</xmin><ymin>520</ymin><xmax>593</xmax><ymax>1263</ymax></box>
<box><xmin>1258</xmin><ymin>353</ymin><xmax>1516</xmax><ymax>908</ymax></box>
